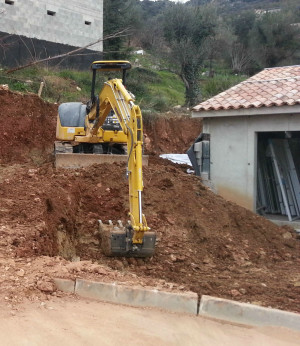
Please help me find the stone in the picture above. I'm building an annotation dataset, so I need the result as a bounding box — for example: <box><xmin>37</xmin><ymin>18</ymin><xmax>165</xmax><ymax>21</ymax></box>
<box><xmin>37</xmin><ymin>280</ymin><xmax>55</xmax><ymax>293</ymax></box>
<box><xmin>170</xmin><ymin>254</ymin><xmax>177</xmax><ymax>262</ymax></box>
<box><xmin>230</xmin><ymin>289</ymin><xmax>241</xmax><ymax>297</ymax></box>
<box><xmin>127</xmin><ymin>258</ymin><xmax>137</xmax><ymax>266</ymax></box>
<box><xmin>203</xmin><ymin>256</ymin><xmax>211</xmax><ymax>264</ymax></box>
<box><xmin>96</xmin><ymin>267</ymin><xmax>108</xmax><ymax>275</ymax></box>
<box><xmin>66</xmin><ymin>262</ymin><xmax>82</xmax><ymax>272</ymax></box>
<box><xmin>136</xmin><ymin>259</ymin><xmax>145</xmax><ymax>266</ymax></box>
<box><xmin>16</xmin><ymin>269</ymin><xmax>25</xmax><ymax>277</ymax></box>
<box><xmin>113</xmin><ymin>260</ymin><xmax>124</xmax><ymax>271</ymax></box>
<box><xmin>283</xmin><ymin>232</ymin><xmax>293</xmax><ymax>240</ymax></box>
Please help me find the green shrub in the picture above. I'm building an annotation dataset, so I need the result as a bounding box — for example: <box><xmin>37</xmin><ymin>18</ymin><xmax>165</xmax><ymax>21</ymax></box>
<box><xmin>201</xmin><ymin>74</ymin><xmax>246</xmax><ymax>100</ymax></box>
<box><xmin>11</xmin><ymin>81</ymin><xmax>28</xmax><ymax>92</ymax></box>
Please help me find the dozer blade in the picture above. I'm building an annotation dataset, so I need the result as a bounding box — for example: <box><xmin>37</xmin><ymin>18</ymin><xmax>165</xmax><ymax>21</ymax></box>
<box><xmin>99</xmin><ymin>220</ymin><xmax>156</xmax><ymax>258</ymax></box>
<box><xmin>55</xmin><ymin>153</ymin><xmax>129</xmax><ymax>169</ymax></box>
<box><xmin>55</xmin><ymin>153</ymin><xmax>149</xmax><ymax>169</ymax></box>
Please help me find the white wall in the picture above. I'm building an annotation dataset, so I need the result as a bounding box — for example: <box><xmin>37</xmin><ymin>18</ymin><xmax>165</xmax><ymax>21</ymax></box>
<box><xmin>0</xmin><ymin>0</ymin><xmax>103</xmax><ymax>51</ymax></box>
<box><xmin>203</xmin><ymin>113</ymin><xmax>300</xmax><ymax>211</ymax></box>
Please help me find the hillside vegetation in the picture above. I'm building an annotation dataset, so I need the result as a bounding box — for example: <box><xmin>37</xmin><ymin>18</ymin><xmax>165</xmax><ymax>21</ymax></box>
<box><xmin>1</xmin><ymin>0</ymin><xmax>299</xmax><ymax>109</ymax></box>
<box><xmin>0</xmin><ymin>57</ymin><xmax>185</xmax><ymax>111</ymax></box>
<box><xmin>105</xmin><ymin>0</ymin><xmax>300</xmax><ymax>106</ymax></box>
<box><xmin>0</xmin><ymin>52</ymin><xmax>245</xmax><ymax>111</ymax></box>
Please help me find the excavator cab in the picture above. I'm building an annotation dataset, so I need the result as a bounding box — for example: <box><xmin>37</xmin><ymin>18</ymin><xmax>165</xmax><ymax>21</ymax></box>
<box><xmin>88</xmin><ymin>61</ymin><xmax>131</xmax><ymax>134</ymax></box>
<box><xmin>89</xmin><ymin>61</ymin><xmax>131</xmax><ymax>110</ymax></box>
<box><xmin>55</xmin><ymin>60</ymin><xmax>156</xmax><ymax>258</ymax></box>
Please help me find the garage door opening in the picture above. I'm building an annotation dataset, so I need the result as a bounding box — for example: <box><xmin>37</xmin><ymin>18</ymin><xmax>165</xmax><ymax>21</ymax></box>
<box><xmin>256</xmin><ymin>131</ymin><xmax>300</xmax><ymax>221</ymax></box>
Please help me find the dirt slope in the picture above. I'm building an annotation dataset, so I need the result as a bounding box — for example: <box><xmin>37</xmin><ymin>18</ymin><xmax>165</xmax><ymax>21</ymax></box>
<box><xmin>0</xmin><ymin>89</ymin><xmax>202</xmax><ymax>164</ymax></box>
<box><xmin>0</xmin><ymin>88</ymin><xmax>299</xmax><ymax>313</ymax></box>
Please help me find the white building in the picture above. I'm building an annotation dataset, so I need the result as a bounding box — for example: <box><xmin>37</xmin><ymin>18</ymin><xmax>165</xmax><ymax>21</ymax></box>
<box><xmin>191</xmin><ymin>66</ymin><xmax>300</xmax><ymax>223</ymax></box>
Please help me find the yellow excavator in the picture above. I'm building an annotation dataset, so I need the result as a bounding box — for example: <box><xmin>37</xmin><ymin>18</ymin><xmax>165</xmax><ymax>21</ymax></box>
<box><xmin>55</xmin><ymin>60</ymin><xmax>156</xmax><ymax>257</ymax></box>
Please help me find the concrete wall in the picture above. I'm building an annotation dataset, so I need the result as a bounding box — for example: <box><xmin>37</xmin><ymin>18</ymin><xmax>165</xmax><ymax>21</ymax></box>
<box><xmin>0</xmin><ymin>0</ymin><xmax>103</xmax><ymax>51</ymax></box>
<box><xmin>203</xmin><ymin>113</ymin><xmax>300</xmax><ymax>211</ymax></box>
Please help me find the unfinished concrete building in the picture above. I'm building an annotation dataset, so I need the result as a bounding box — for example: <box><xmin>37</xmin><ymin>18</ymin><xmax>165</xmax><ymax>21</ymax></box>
<box><xmin>0</xmin><ymin>0</ymin><xmax>103</xmax><ymax>68</ymax></box>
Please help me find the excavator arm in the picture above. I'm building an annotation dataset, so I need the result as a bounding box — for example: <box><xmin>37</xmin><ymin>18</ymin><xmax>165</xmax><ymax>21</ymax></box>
<box><xmin>88</xmin><ymin>79</ymin><xmax>150</xmax><ymax>245</ymax></box>
<box><xmin>56</xmin><ymin>61</ymin><xmax>155</xmax><ymax>256</ymax></box>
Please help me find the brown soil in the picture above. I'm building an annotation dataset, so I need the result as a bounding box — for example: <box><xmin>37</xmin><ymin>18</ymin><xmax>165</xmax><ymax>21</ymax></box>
<box><xmin>0</xmin><ymin>88</ymin><xmax>299</xmax><ymax>314</ymax></box>
<box><xmin>143</xmin><ymin>115</ymin><xmax>202</xmax><ymax>154</ymax></box>
<box><xmin>0</xmin><ymin>89</ymin><xmax>57</xmax><ymax>164</ymax></box>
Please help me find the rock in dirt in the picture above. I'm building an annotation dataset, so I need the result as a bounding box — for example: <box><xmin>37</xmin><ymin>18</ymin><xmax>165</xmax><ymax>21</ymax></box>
<box><xmin>230</xmin><ymin>289</ymin><xmax>241</xmax><ymax>297</ymax></box>
<box><xmin>282</xmin><ymin>231</ymin><xmax>293</xmax><ymax>240</ymax></box>
<box><xmin>37</xmin><ymin>280</ymin><xmax>56</xmax><ymax>293</ymax></box>
<box><xmin>112</xmin><ymin>260</ymin><xmax>124</xmax><ymax>271</ymax></box>
<box><xmin>16</xmin><ymin>269</ymin><xmax>25</xmax><ymax>277</ymax></box>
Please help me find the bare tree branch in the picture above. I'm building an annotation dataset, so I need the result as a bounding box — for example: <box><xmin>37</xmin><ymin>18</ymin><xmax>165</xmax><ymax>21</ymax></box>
<box><xmin>6</xmin><ymin>28</ymin><xmax>130</xmax><ymax>74</ymax></box>
<box><xmin>231</xmin><ymin>43</ymin><xmax>252</xmax><ymax>74</ymax></box>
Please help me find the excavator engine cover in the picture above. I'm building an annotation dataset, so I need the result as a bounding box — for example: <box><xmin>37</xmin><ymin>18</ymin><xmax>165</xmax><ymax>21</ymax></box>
<box><xmin>99</xmin><ymin>221</ymin><xmax>156</xmax><ymax>258</ymax></box>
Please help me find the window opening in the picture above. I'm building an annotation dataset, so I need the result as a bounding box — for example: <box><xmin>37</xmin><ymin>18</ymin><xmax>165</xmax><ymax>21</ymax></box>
<box><xmin>47</xmin><ymin>10</ymin><xmax>56</xmax><ymax>16</ymax></box>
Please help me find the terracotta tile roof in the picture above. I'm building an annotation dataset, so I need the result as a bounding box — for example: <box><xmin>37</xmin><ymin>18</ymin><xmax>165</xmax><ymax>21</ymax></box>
<box><xmin>193</xmin><ymin>65</ymin><xmax>300</xmax><ymax>112</ymax></box>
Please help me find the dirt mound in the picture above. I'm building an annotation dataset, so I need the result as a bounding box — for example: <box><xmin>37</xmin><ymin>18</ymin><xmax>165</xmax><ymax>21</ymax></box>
<box><xmin>0</xmin><ymin>89</ymin><xmax>202</xmax><ymax>165</ymax></box>
<box><xmin>144</xmin><ymin>116</ymin><xmax>202</xmax><ymax>154</ymax></box>
<box><xmin>0</xmin><ymin>89</ymin><xmax>57</xmax><ymax>164</ymax></box>
<box><xmin>0</xmin><ymin>90</ymin><xmax>299</xmax><ymax>313</ymax></box>
<box><xmin>0</xmin><ymin>159</ymin><xmax>299</xmax><ymax>312</ymax></box>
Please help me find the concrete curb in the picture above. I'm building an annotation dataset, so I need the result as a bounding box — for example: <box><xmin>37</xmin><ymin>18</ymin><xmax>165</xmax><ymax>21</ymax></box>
<box><xmin>54</xmin><ymin>279</ymin><xmax>300</xmax><ymax>331</ymax></box>
<box><xmin>54</xmin><ymin>278</ymin><xmax>75</xmax><ymax>293</ymax></box>
<box><xmin>199</xmin><ymin>295</ymin><xmax>300</xmax><ymax>332</ymax></box>
<box><xmin>54</xmin><ymin>278</ymin><xmax>198</xmax><ymax>315</ymax></box>
<box><xmin>75</xmin><ymin>279</ymin><xmax>198</xmax><ymax>314</ymax></box>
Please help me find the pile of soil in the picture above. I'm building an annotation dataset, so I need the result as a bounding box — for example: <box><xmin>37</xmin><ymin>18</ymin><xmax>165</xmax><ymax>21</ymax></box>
<box><xmin>0</xmin><ymin>89</ymin><xmax>57</xmax><ymax>164</ymax></box>
<box><xmin>0</xmin><ymin>88</ymin><xmax>299</xmax><ymax>313</ymax></box>
<box><xmin>144</xmin><ymin>115</ymin><xmax>202</xmax><ymax>154</ymax></box>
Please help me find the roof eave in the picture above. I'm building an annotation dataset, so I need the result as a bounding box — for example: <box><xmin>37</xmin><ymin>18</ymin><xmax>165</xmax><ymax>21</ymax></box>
<box><xmin>192</xmin><ymin>104</ymin><xmax>300</xmax><ymax>118</ymax></box>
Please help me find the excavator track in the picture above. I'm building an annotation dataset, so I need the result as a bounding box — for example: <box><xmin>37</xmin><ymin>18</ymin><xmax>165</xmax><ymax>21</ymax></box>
<box><xmin>54</xmin><ymin>141</ymin><xmax>73</xmax><ymax>154</ymax></box>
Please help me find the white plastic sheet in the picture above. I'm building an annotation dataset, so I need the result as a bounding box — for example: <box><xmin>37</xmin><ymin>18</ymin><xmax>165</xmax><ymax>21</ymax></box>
<box><xmin>159</xmin><ymin>154</ymin><xmax>192</xmax><ymax>166</ymax></box>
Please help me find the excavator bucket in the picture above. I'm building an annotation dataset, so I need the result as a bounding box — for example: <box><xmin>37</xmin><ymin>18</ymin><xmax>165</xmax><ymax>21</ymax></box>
<box><xmin>99</xmin><ymin>220</ymin><xmax>156</xmax><ymax>258</ymax></box>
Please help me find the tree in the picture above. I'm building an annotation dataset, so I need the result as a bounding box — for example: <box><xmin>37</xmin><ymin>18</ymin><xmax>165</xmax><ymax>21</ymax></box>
<box><xmin>230</xmin><ymin>10</ymin><xmax>256</xmax><ymax>48</ymax></box>
<box><xmin>103</xmin><ymin>0</ymin><xmax>142</xmax><ymax>58</ymax></box>
<box><xmin>249</xmin><ymin>11</ymin><xmax>300</xmax><ymax>67</ymax></box>
<box><xmin>163</xmin><ymin>4</ymin><xmax>217</xmax><ymax>106</ymax></box>
<box><xmin>230</xmin><ymin>42</ymin><xmax>253</xmax><ymax>73</ymax></box>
